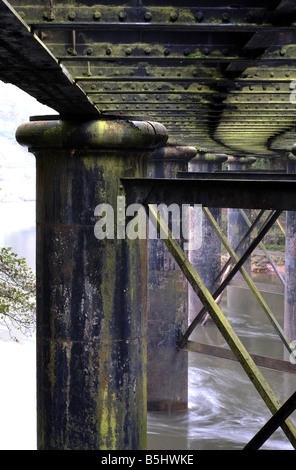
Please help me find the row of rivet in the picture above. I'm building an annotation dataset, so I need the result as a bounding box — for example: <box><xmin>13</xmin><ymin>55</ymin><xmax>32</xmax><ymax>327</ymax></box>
<box><xmin>66</xmin><ymin>46</ymin><xmax>230</xmax><ymax>57</ymax></box>
<box><xmin>89</xmin><ymin>84</ymin><xmax>206</xmax><ymax>91</ymax></box>
<box><xmin>80</xmin><ymin>70</ymin><xmax>216</xmax><ymax>78</ymax></box>
<box><xmin>41</xmin><ymin>10</ymin><xmax>232</xmax><ymax>23</ymax></box>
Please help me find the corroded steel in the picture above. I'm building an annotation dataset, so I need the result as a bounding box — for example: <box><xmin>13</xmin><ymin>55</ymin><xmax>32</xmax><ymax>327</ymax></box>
<box><xmin>2</xmin><ymin>0</ymin><xmax>296</xmax><ymax>156</ymax></box>
<box><xmin>184</xmin><ymin>341</ymin><xmax>296</xmax><ymax>376</ymax></box>
<box><xmin>148</xmin><ymin>203</ymin><xmax>296</xmax><ymax>450</ymax></box>
<box><xmin>121</xmin><ymin>176</ymin><xmax>296</xmax><ymax>211</ymax></box>
<box><xmin>16</xmin><ymin>118</ymin><xmax>168</xmax><ymax>450</ymax></box>
<box><xmin>0</xmin><ymin>0</ymin><xmax>98</xmax><ymax>118</ymax></box>
<box><xmin>146</xmin><ymin>144</ymin><xmax>196</xmax><ymax>412</ymax></box>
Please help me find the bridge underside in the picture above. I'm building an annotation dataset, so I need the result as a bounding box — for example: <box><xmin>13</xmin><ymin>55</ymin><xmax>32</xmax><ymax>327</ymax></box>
<box><xmin>1</xmin><ymin>0</ymin><xmax>296</xmax><ymax>159</ymax></box>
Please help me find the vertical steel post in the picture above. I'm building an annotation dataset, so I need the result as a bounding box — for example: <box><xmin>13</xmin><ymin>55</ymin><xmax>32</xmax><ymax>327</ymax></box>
<box><xmin>285</xmin><ymin>155</ymin><xmax>296</xmax><ymax>342</ymax></box>
<box><xmin>188</xmin><ymin>153</ymin><xmax>227</xmax><ymax>322</ymax></box>
<box><xmin>227</xmin><ymin>156</ymin><xmax>256</xmax><ymax>276</ymax></box>
<box><xmin>16</xmin><ymin>118</ymin><xmax>168</xmax><ymax>450</ymax></box>
<box><xmin>146</xmin><ymin>144</ymin><xmax>197</xmax><ymax>411</ymax></box>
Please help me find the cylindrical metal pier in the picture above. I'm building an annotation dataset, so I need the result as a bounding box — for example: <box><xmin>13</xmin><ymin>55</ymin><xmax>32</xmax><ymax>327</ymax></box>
<box><xmin>16</xmin><ymin>118</ymin><xmax>168</xmax><ymax>450</ymax></box>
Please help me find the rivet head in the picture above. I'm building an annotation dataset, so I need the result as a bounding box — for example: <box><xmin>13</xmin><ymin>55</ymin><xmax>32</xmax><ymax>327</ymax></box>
<box><xmin>222</xmin><ymin>13</ymin><xmax>230</xmax><ymax>22</ymax></box>
<box><xmin>170</xmin><ymin>12</ymin><xmax>178</xmax><ymax>22</ymax></box>
<box><xmin>94</xmin><ymin>11</ymin><xmax>101</xmax><ymax>20</ymax></box>
<box><xmin>183</xmin><ymin>48</ymin><xmax>190</xmax><ymax>56</ymax></box>
<box><xmin>126</xmin><ymin>48</ymin><xmax>132</xmax><ymax>55</ymax></box>
<box><xmin>86</xmin><ymin>47</ymin><xmax>93</xmax><ymax>55</ymax></box>
<box><xmin>68</xmin><ymin>11</ymin><xmax>76</xmax><ymax>20</ymax></box>
<box><xmin>144</xmin><ymin>11</ymin><xmax>152</xmax><ymax>21</ymax></box>
<box><xmin>119</xmin><ymin>11</ymin><xmax>127</xmax><ymax>21</ymax></box>
<box><xmin>106</xmin><ymin>47</ymin><xmax>112</xmax><ymax>55</ymax></box>
<box><xmin>145</xmin><ymin>47</ymin><xmax>151</xmax><ymax>55</ymax></box>
<box><xmin>280</xmin><ymin>48</ymin><xmax>286</xmax><ymax>56</ymax></box>
<box><xmin>195</xmin><ymin>11</ymin><xmax>203</xmax><ymax>22</ymax></box>
<box><xmin>164</xmin><ymin>48</ymin><xmax>170</xmax><ymax>56</ymax></box>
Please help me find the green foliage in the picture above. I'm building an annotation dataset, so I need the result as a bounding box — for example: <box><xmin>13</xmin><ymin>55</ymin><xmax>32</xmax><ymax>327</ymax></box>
<box><xmin>0</xmin><ymin>247</ymin><xmax>36</xmax><ymax>341</ymax></box>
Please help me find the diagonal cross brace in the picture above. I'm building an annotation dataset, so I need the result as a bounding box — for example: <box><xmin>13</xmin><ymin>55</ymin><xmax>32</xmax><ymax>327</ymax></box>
<box><xmin>200</xmin><ymin>207</ymin><xmax>293</xmax><ymax>355</ymax></box>
<box><xmin>148</xmin><ymin>204</ymin><xmax>296</xmax><ymax>450</ymax></box>
<box><xmin>239</xmin><ymin>208</ymin><xmax>285</xmax><ymax>286</ymax></box>
<box><xmin>179</xmin><ymin>208</ymin><xmax>293</xmax><ymax>354</ymax></box>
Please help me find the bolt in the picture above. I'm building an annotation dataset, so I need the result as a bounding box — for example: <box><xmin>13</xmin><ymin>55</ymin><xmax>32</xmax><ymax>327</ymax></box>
<box><xmin>86</xmin><ymin>47</ymin><xmax>93</xmax><ymax>55</ymax></box>
<box><xmin>144</xmin><ymin>11</ymin><xmax>152</xmax><ymax>21</ymax></box>
<box><xmin>68</xmin><ymin>11</ymin><xmax>76</xmax><ymax>21</ymax></box>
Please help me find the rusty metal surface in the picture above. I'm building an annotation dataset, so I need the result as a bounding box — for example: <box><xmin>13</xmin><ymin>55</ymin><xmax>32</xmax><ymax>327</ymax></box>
<box><xmin>2</xmin><ymin>1</ymin><xmax>296</xmax><ymax>156</ymax></box>
<box><xmin>0</xmin><ymin>0</ymin><xmax>98</xmax><ymax>118</ymax></box>
<box><xmin>184</xmin><ymin>341</ymin><xmax>296</xmax><ymax>375</ymax></box>
<box><xmin>122</xmin><ymin>176</ymin><xmax>296</xmax><ymax>210</ymax></box>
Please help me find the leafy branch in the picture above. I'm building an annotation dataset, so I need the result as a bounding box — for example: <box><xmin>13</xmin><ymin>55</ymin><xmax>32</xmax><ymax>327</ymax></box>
<box><xmin>0</xmin><ymin>247</ymin><xmax>36</xmax><ymax>341</ymax></box>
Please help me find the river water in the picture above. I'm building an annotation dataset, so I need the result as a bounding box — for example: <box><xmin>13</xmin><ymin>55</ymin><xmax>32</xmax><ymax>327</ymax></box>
<box><xmin>0</xmin><ymin>201</ymin><xmax>295</xmax><ymax>450</ymax></box>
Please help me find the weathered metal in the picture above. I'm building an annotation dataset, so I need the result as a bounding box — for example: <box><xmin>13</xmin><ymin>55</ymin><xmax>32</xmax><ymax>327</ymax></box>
<box><xmin>16</xmin><ymin>118</ymin><xmax>168</xmax><ymax>450</ymax></box>
<box><xmin>227</xmin><ymin>156</ymin><xmax>256</xmax><ymax>275</ymax></box>
<box><xmin>121</xmin><ymin>176</ymin><xmax>296</xmax><ymax>211</ymax></box>
<box><xmin>148</xmin><ymin>203</ymin><xmax>296</xmax><ymax>450</ymax></box>
<box><xmin>3</xmin><ymin>0</ymin><xmax>296</xmax><ymax>157</ymax></box>
<box><xmin>179</xmin><ymin>208</ymin><xmax>293</xmax><ymax>351</ymax></box>
<box><xmin>0</xmin><ymin>0</ymin><xmax>98</xmax><ymax>118</ymax></box>
<box><xmin>285</xmin><ymin>158</ymin><xmax>296</xmax><ymax>342</ymax></box>
<box><xmin>184</xmin><ymin>341</ymin><xmax>296</xmax><ymax>376</ymax></box>
<box><xmin>146</xmin><ymin>144</ymin><xmax>197</xmax><ymax>412</ymax></box>
<box><xmin>200</xmin><ymin>207</ymin><xmax>294</xmax><ymax>355</ymax></box>
<box><xmin>239</xmin><ymin>208</ymin><xmax>285</xmax><ymax>285</ymax></box>
<box><xmin>244</xmin><ymin>390</ymin><xmax>296</xmax><ymax>450</ymax></box>
<box><xmin>188</xmin><ymin>153</ymin><xmax>227</xmax><ymax>323</ymax></box>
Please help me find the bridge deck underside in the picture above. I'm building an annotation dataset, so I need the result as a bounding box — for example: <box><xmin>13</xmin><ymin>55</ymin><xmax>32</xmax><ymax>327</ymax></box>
<box><xmin>1</xmin><ymin>1</ymin><xmax>296</xmax><ymax>158</ymax></box>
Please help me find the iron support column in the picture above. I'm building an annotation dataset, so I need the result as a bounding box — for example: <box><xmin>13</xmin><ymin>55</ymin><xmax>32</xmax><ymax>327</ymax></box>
<box><xmin>285</xmin><ymin>155</ymin><xmax>296</xmax><ymax>342</ymax></box>
<box><xmin>16</xmin><ymin>118</ymin><xmax>168</xmax><ymax>450</ymax></box>
<box><xmin>188</xmin><ymin>153</ymin><xmax>227</xmax><ymax>322</ymax></box>
<box><xmin>146</xmin><ymin>144</ymin><xmax>197</xmax><ymax>411</ymax></box>
<box><xmin>227</xmin><ymin>156</ymin><xmax>256</xmax><ymax>276</ymax></box>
